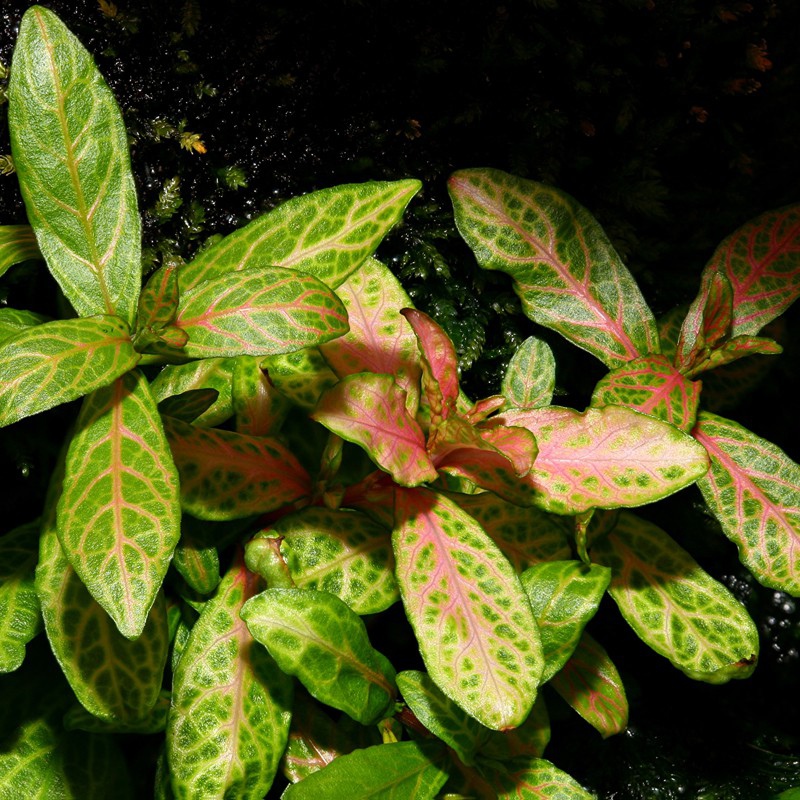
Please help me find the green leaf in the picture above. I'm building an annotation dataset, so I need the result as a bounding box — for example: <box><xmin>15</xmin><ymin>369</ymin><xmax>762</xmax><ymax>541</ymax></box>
<box><xmin>232</xmin><ymin>354</ymin><xmax>289</xmax><ymax>435</ymax></box>
<box><xmin>478</xmin><ymin>756</ymin><xmax>596</xmax><ymax>800</ymax></box>
<box><xmin>57</xmin><ymin>370</ymin><xmax>181</xmax><ymax>638</ymax></box>
<box><xmin>174</xmin><ymin>267</ymin><xmax>349</xmax><ymax>359</ymax></box>
<box><xmin>8</xmin><ymin>6</ymin><xmax>141</xmax><ymax>324</ymax></box>
<box><xmin>167</xmin><ymin>557</ymin><xmax>293</xmax><ymax>800</ymax></box>
<box><xmin>590</xmin><ymin>355</ymin><xmax>701</xmax><ymax>432</ymax></box>
<box><xmin>262</xmin><ymin>346</ymin><xmax>339</xmax><ymax>409</ymax></box>
<box><xmin>694</xmin><ymin>411</ymin><xmax>800</xmax><ymax>595</ymax></box>
<box><xmin>0</xmin><ymin>315</ymin><xmax>138</xmax><ymax>427</ymax></box>
<box><xmin>272</xmin><ymin>506</ymin><xmax>399</xmax><ymax>615</ymax></box>
<box><xmin>241</xmin><ymin>587</ymin><xmax>397</xmax><ymax>725</ymax></box>
<box><xmin>590</xmin><ymin>511</ymin><xmax>759</xmax><ymax>683</ymax></box>
<box><xmin>172</xmin><ymin>530</ymin><xmax>220</xmax><ymax>596</ymax></box>
<box><xmin>393</xmin><ymin>487</ymin><xmax>543</xmax><ymax>730</ymax></box>
<box><xmin>502</xmin><ymin>336</ymin><xmax>556</xmax><ymax>409</ymax></box>
<box><xmin>162</xmin><ymin>415</ymin><xmax>312</xmax><ymax>520</ymax></box>
<box><xmin>0</xmin><ymin>308</ymin><xmax>49</xmax><ymax>345</ymax></box>
<box><xmin>448</xmin><ymin>168</ymin><xmax>659</xmax><ymax>368</ymax></box>
<box><xmin>495</xmin><ymin>405</ymin><xmax>709</xmax><ymax>514</ymax></box>
<box><xmin>0</xmin><ymin>520</ymin><xmax>42</xmax><ymax>672</ymax></box>
<box><xmin>178</xmin><ymin>180</ymin><xmax>421</xmax><ymax>291</ymax></box>
<box><xmin>281</xmin><ymin>741</ymin><xmax>448</xmax><ymax>800</ymax></box>
<box><xmin>480</xmin><ymin>695</ymin><xmax>551</xmax><ymax>762</ymax></box>
<box><xmin>0</xmin><ymin>224</ymin><xmax>41</xmax><ymax>277</ymax></box>
<box><xmin>520</xmin><ymin>561</ymin><xmax>611</xmax><ymax>682</ymax></box>
<box><xmin>64</xmin><ymin>691</ymin><xmax>170</xmax><ymax>734</ymax></box>
<box><xmin>133</xmin><ymin>264</ymin><xmax>185</xmax><ymax>352</ymax></box>
<box><xmin>158</xmin><ymin>388</ymin><xmax>220</xmax><ymax>424</ymax></box>
<box><xmin>397</xmin><ymin>670</ymin><xmax>488</xmax><ymax>766</ymax></box>
<box><xmin>550</xmin><ymin>633</ymin><xmax>628</xmax><ymax>738</ymax></box>
<box><xmin>312</xmin><ymin>372</ymin><xmax>438</xmax><ymax>487</ymax></box>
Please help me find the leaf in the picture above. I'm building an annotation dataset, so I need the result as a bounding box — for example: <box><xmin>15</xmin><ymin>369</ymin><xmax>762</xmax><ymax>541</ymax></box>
<box><xmin>57</xmin><ymin>370</ymin><xmax>181</xmax><ymax>638</ymax></box>
<box><xmin>480</xmin><ymin>695</ymin><xmax>551</xmax><ymax>763</ymax></box>
<box><xmin>172</xmin><ymin>531</ymin><xmax>220</xmax><ymax>596</ymax></box>
<box><xmin>0</xmin><ymin>315</ymin><xmax>138</xmax><ymax>428</ymax></box>
<box><xmin>133</xmin><ymin>264</ymin><xmax>185</xmax><ymax>352</ymax></box>
<box><xmin>396</xmin><ymin>670</ymin><xmax>489</xmax><ymax>766</ymax></box>
<box><xmin>262</xmin><ymin>347</ymin><xmax>339</xmax><ymax>409</ymax></box>
<box><xmin>281</xmin><ymin>741</ymin><xmax>448</xmax><ymax>800</ymax></box>
<box><xmin>494</xmin><ymin>406</ymin><xmax>709</xmax><ymax>514</ymax></box>
<box><xmin>8</xmin><ymin>6</ymin><xmax>141</xmax><ymax>324</ymax></box>
<box><xmin>478</xmin><ymin>756</ymin><xmax>596</xmax><ymax>800</ymax></box>
<box><xmin>312</xmin><ymin>373</ymin><xmax>437</xmax><ymax>487</ymax></box>
<box><xmin>174</xmin><ymin>267</ymin><xmax>349</xmax><ymax>359</ymax></box>
<box><xmin>0</xmin><ymin>224</ymin><xmax>41</xmax><ymax>277</ymax></box>
<box><xmin>273</xmin><ymin>506</ymin><xmax>399</xmax><ymax>614</ymax></box>
<box><xmin>502</xmin><ymin>336</ymin><xmax>556</xmax><ymax>409</ymax></box>
<box><xmin>693</xmin><ymin>411</ymin><xmax>800</xmax><ymax>595</ymax></box>
<box><xmin>0</xmin><ymin>308</ymin><xmax>49</xmax><ymax>345</ymax></box>
<box><xmin>590</xmin><ymin>511</ymin><xmax>759</xmax><ymax>683</ymax></box>
<box><xmin>550</xmin><ymin>632</ymin><xmax>628</xmax><ymax>738</ymax></box>
<box><xmin>590</xmin><ymin>355</ymin><xmax>701</xmax><ymax>432</ymax></box>
<box><xmin>232</xmin><ymin>354</ymin><xmax>289</xmax><ymax>435</ymax></box>
<box><xmin>448</xmin><ymin>168</ymin><xmax>658</xmax><ymax>368</ymax></box>
<box><xmin>520</xmin><ymin>561</ymin><xmax>611</xmax><ymax>682</ymax></box>
<box><xmin>705</xmin><ymin>204</ymin><xmax>800</xmax><ymax>336</ymax></box>
<box><xmin>241</xmin><ymin>587</ymin><xmax>397</xmax><ymax>725</ymax></box>
<box><xmin>158</xmin><ymin>388</ymin><xmax>220</xmax><ymax>424</ymax></box>
<box><xmin>64</xmin><ymin>692</ymin><xmax>170</xmax><ymax>734</ymax></box>
<box><xmin>319</xmin><ymin>258</ymin><xmax>421</xmax><ymax>411</ymax></box>
<box><xmin>0</xmin><ymin>520</ymin><xmax>42</xmax><ymax>673</ymax></box>
<box><xmin>163</xmin><ymin>415</ymin><xmax>312</xmax><ymax>520</ymax></box>
<box><xmin>177</xmin><ymin>179</ymin><xmax>422</xmax><ymax>291</ymax></box>
<box><xmin>393</xmin><ymin>487</ymin><xmax>543</xmax><ymax>730</ymax></box>
<box><xmin>689</xmin><ymin>334</ymin><xmax>782</xmax><ymax>376</ymax></box>
<box><xmin>167</xmin><ymin>557</ymin><xmax>293</xmax><ymax>800</ymax></box>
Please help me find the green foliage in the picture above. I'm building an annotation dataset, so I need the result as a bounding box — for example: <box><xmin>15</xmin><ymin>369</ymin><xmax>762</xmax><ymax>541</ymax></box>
<box><xmin>1</xmin><ymin>10</ymin><xmax>799</xmax><ymax>799</ymax></box>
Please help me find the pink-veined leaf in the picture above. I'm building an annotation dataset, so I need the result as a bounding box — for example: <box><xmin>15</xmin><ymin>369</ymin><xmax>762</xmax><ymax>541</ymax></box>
<box><xmin>687</xmin><ymin>334</ymin><xmax>782</xmax><ymax>378</ymax></box>
<box><xmin>705</xmin><ymin>204</ymin><xmax>800</xmax><ymax>336</ymax></box>
<box><xmin>590</xmin><ymin>354</ymin><xmax>701</xmax><ymax>432</ymax></box>
<box><xmin>262</xmin><ymin>347</ymin><xmax>339</xmax><ymax>410</ymax></box>
<box><xmin>479</xmin><ymin>756</ymin><xmax>595</xmax><ymax>800</ymax></box>
<box><xmin>0</xmin><ymin>315</ymin><xmax>138</xmax><ymax>428</ymax></box>
<box><xmin>0</xmin><ymin>225</ymin><xmax>41</xmax><ymax>278</ymax></box>
<box><xmin>549</xmin><ymin>632</ymin><xmax>628</xmax><ymax>738</ymax></box>
<box><xmin>132</xmin><ymin>264</ymin><xmax>186</xmax><ymax>352</ymax></box>
<box><xmin>448</xmin><ymin>168</ymin><xmax>659</xmax><ymax>368</ymax></box>
<box><xmin>501</xmin><ymin>336</ymin><xmax>556</xmax><ymax>410</ymax></box>
<box><xmin>466</xmin><ymin>395</ymin><xmax>506</xmax><ymax>424</ymax></box>
<box><xmin>400</xmin><ymin>308</ymin><xmax>459</xmax><ymax>425</ymax></box>
<box><xmin>56</xmin><ymin>370</ymin><xmax>180</xmax><ymax>638</ymax></box>
<box><xmin>174</xmin><ymin>267</ymin><xmax>349</xmax><ymax>359</ymax></box>
<box><xmin>162</xmin><ymin>414</ymin><xmax>312</xmax><ymax>520</ymax></box>
<box><xmin>178</xmin><ymin>180</ymin><xmax>422</xmax><ymax>291</ymax></box>
<box><xmin>319</xmin><ymin>258</ymin><xmax>421</xmax><ymax>412</ymax></box>
<box><xmin>0</xmin><ymin>308</ymin><xmax>49</xmax><ymax>346</ymax></box>
<box><xmin>232</xmin><ymin>354</ymin><xmax>290</xmax><ymax>436</ymax></box>
<box><xmin>313</xmin><ymin>372</ymin><xmax>437</xmax><ymax>487</ymax></box>
<box><xmin>494</xmin><ymin>405</ymin><xmax>708</xmax><ymax>514</ymax></box>
<box><xmin>393</xmin><ymin>487</ymin><xmax>543</xmax><ymax>730</ymax></box>
<box><xmin>694</xmin><ymin>411</ymin><xmax>800</xmax><ymax>596</ymax></box>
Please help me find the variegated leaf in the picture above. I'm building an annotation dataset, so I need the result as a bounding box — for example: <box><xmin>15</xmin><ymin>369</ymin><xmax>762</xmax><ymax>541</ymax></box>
<box><xmin>262</xmin><ymin>347</ymin><xmax>339</xmax><ymax>410</ymax></box>
<box><xmin>501</xmin><ymin>336</ymin><xmax>556</xmax><ymax>409</ymax></box>
<box><xmin>232</xmin><ymin>354</ymin><xmax>290</xmax><ymax>436</ymax></box>
<box><xmin>0</xmin><ymin>308</ymin><xmax>48</xmax><ymax>345</ymax></box>
<box><xmin>133</xmin><ymin>264</ymin><xmax>185</xmax><ymax>352</ymax></box>
<box><xmin>479</xmin><ymin>756</ymin><xmax>596</xmax><ymax>800</ymax></box>
<box><xmin>0</xmin><ymin>224</ymin><xmax>41</xmax><ymax>277</ymax></box>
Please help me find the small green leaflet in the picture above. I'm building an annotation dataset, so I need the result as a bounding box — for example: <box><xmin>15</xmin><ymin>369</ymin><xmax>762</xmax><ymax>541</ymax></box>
<box><xmin>448</xmin><ymin>168</ymin><xmax>659</xmax><ymax>368</ymax></box>
<box><xmin>262</xmin><ymin>347</ymin><xmax>339</xmax><ymax>409</ymax></box>
<box><xmin>133</xmin><ymin>264</ymin><xmax>185</xmax><ymax>352</ymax></box>
<box><xmin>172</xmin><ymin>531</ymin><xmax>221</xmax><ymax>596</ymax></box>
<box><xmin>167</xmin><ymin>558</ymin><xmax>293</xmax><ymax>800</ymax></box>
<box><xmin>281</xmin><ymin>741</ymin><xmax>448</xmax><ymax>800</ymax></box>
<box><xmin>550</xmin><ymin>633</ymin><xmax>628</xmax><ymax>738</ymax></box>
<box><xmin>591</xmin><ymin>511</ymin><xmax>759</xmax><ymax>683</ymax></box>
<box><xmin>478</xmin><ymin>756</ymin><xmax>597</xmax><ymax>800</ymax></box>
<box><xmin>393</xmin><ymin>487</ymin><xmax>543</xmax><ymax>730</ymax></box>
<box><xmin>694</xmin><ymin>411</ymin><xmax>800</xmax><ymax>596</ymax></box>
<box><xmin>0</xmin><ymin>315</ymin><xmax>138</xmax><ymax>428</ymax></box>
<box><xmin>495</xmin><ymin>405</ymin><xmax>709</xmax><ymax>514</ymax></box>
<box><xmin>501</xmin><ymin>336</ymin><xmax>556</xmax><ymax>409</ymax></box>
<box><xmin>0</xmin><ymin>224</ymin><xmax>41</xmax><ymax>277</ymax></box>
<box><xmin>232</xmin><ymin>354</ymin><xmax>289</xmax><ymax>436</ymax></box>
<box><xmin>57</xmin><ymin>370</ymin><xmax>180</xmax><ymax>638</ymax></box>
<box><xmin>0</xmin><ymin>520</ymin><xmax>42</xmax><ymax>673</ymax></box>
<box><xmin>174</xmin><ymin>267</ymin><xmax>349</xmax><ymax>359</ymax></box>
<box><xmin>241</xmin><ymin>587</ymin><xmax>397</xmax><ymax>725</ymax></box>
<box><xmin>520</xmin><ymin>561</ymin><xmax>611</xmax><ymax>683</ymax></box>
<box><xmin>177</xmin><ymin>179</ymin><xmax>422</xmax><ymax>291</ymax></box>
<box><xmin>8</xmin><ymin>6</ymin><xmax>141</xmax><ymax>325</ymax></box>
<box><xmin>0</xmin><ymin>308</ymin><xmax>49</xmax><ymax>346</ymax></box>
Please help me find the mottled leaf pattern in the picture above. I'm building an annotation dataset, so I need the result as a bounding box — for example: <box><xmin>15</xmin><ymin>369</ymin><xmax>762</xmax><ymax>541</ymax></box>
<box><xmin>694</xmin><ymin>411</ymin><xmax>800</xmax><ymax>595</ymax></box>
<box><xmin>591</xmin><ymin>512</ymin><xmax>759</xmax><ymax>683</ymax></box>
<box><xmin>168</xmin><ymin>558</ymin><xmax>293</xmax><ymax>800</ymax></box>
<box><xmin>0</xmin><ymin>315</ymin><xmax>137</xmax><ymax>427</ymax></box>
<box><xmin>57</xmin><ymin>370</ymin><xmax>180</xmax><ymax>638</ymax></box>
<box><xmin>172</xmin><ymin>532</ymin><xmax>220</xmax><ymax>596</ymax></box>
<box><xmin>502</xmin><ymin>336</ymin><xmax>556</xmax><ymax>409</ymax></box>
<box><xmin>241</xmin><ymin>587</ymin><xmax>397</xmax><ymax>725</ymax></box>
<box><xmin>8</xmin><ymin>7</ymin><xmax>141</xmax><ymax>324</ymax></box>
<box><xmin>0</xmin><ymin>224</ymin><xmax>41</xmax><ymax>277</ymax></box>
<box><xmin>313</xmin><ymin>373</ymin><xmax>437</xmax><ymax>486</ymax></box>
<box><xmin>479</xmin><ymin>756</ymin><xmax>596</xmax><ymax>799</ymax></box>
<box><xmin>550</xmin><ymin>633</ymin><xmax>628</xmax><ymax>738</ymax></box>
<box><xmin>449</xmin><ymin>168</ymin><xmax>658</xmax><ymax>368</ymax></box>
<box><xmin>232</xmin><ymin>355</ymin><xmax>289</xmax><ymax>436</ymax></box>
<box><xmin>178</xmin><ymin>180</ymin><xmax>421</xmax><ymax>291</ymax></box>
<box><xmin>521</xmin><ymin>561</ymin><xmax>611</xmax><ymax>682</ymax></box>
<box><xmin>393</xmin><ymin>487</ymin><xmax>543</xmax><ymax>730</ymax></box>
<box><xmin>590</xmin><ymin>355</ymin><xmax>701</xmax><ymax>431</ymax></box>
<box><xmin>0</xmin><ymin>521</ymin><xmax>42</xmax><ymax>672</ymax></box>
<box><xmin>262</xmin><ymin>347</ymin><xmax>339</xmax><ymax>409</ymax></box>
<box><xmin>163</xmin><ymin>415</ymin><xmax>311</xmax><ymax>520</ymax></box>
<box><xmin>495</xmin><ymin>406</ymin><xmax>708</xmax><ymax>514</ymax></box>
<box><xmin>174</xmin><ymin>267</ymin><xmax>349</xmax><ymax>359</ymax></box>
